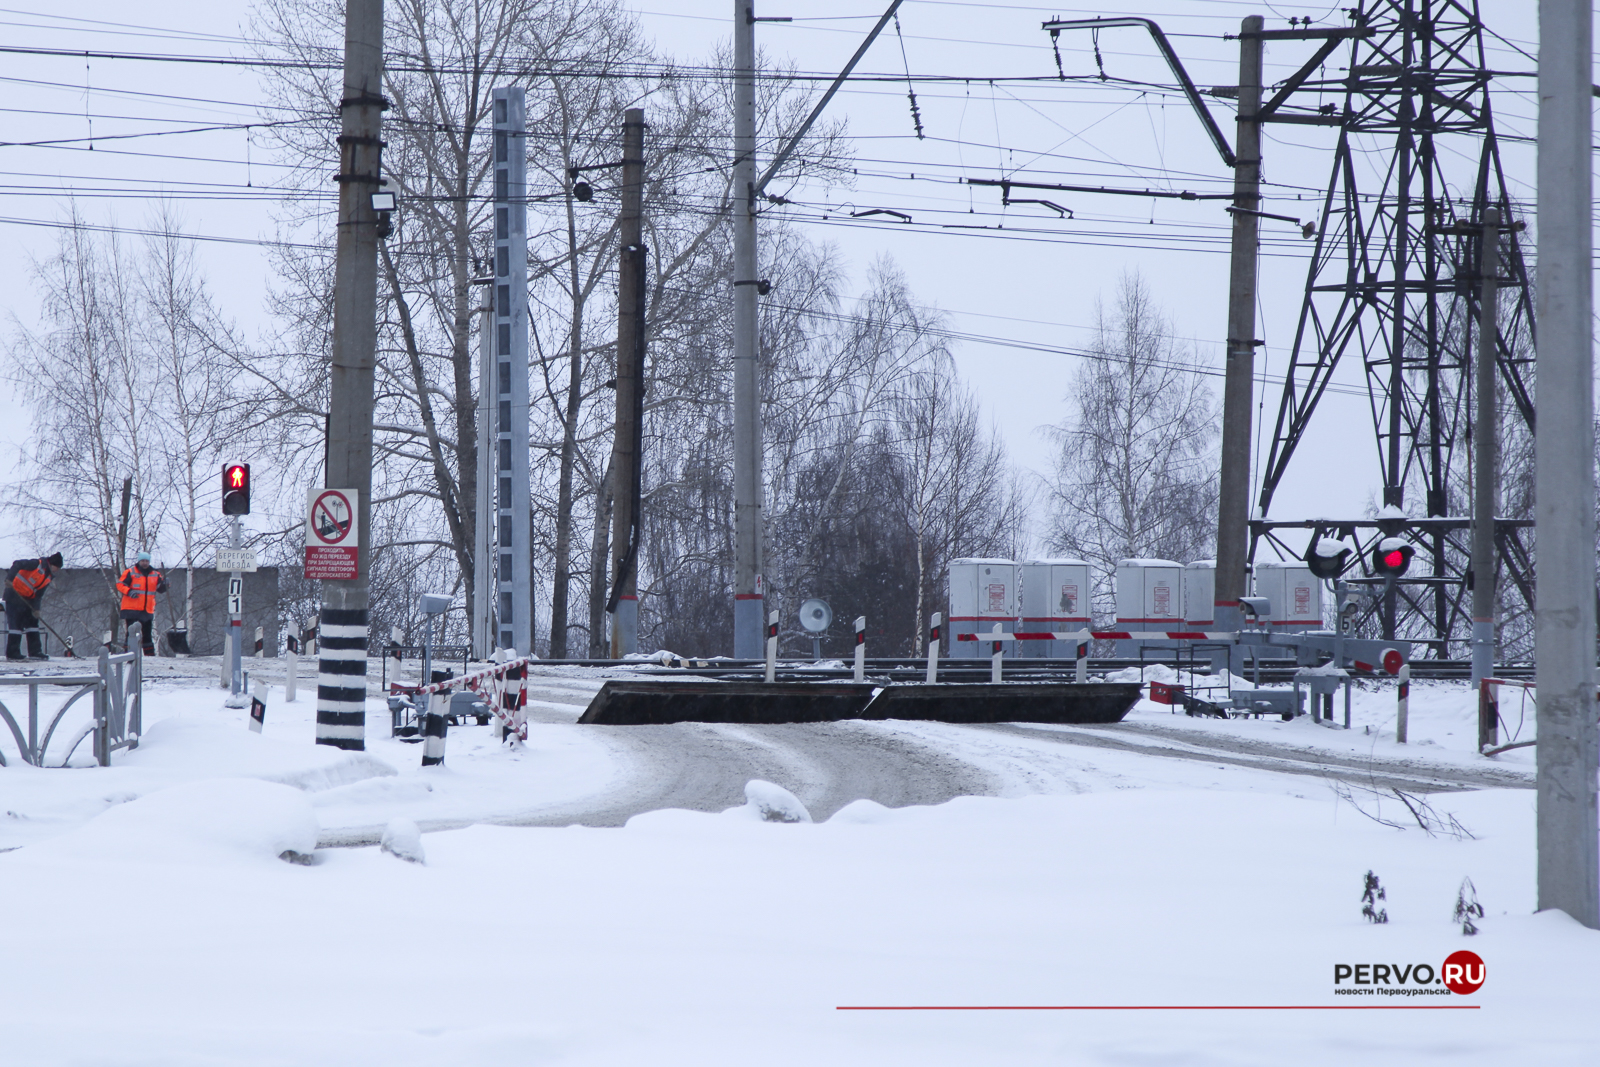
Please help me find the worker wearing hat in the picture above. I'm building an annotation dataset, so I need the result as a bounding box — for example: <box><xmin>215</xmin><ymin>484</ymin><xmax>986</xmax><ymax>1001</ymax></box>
<box><xmin>5</xmin><ymin>552</ymin><xmax>63</xmax><ymax>661</ymax></box>
<box><xmin>116</xmin><ymin>551</ymin><xmax>168</xmax><ymax>657</ymax></box>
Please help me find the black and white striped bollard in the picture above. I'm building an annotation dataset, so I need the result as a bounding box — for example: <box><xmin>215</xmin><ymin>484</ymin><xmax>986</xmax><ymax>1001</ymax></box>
<box><xmin>764</xmin><ymin>610</ymin><xmax>779</xmax><ymax>683</ymax></box>
<box><xmin>990</xmin><ymin>623</ymin><xmax>1004</xmax><ymax>683</ymax></box>
<box><xmin>1397</xmin><ymin>664</ymin><xmax>1411</xmax><ymax>744</ymax></box>
<box><xmin>1075</xmin><ymin>628</ymin><xmax>1090</xmax><ymax>684</ymax></box>
<box><xmin>285</xmin><ymin>633</ymin><xmax>298</xmax><ymax>703</ymax></box>
<box><xmin>925</xmin><ymin>612</ymin><xmax>941</xmax><ymax>683</ymax></box>
<box><xmin>315</xmin><ymin>607</ymin><xmax>367</xmax><ymax>750</ymax></box>
<box><xmin>853</xmin><ymin>616</ymin><xmax>866</xmax><ymax>682</ymax></box>
<box><xmin>421</xmin><ymin>691</ymin><xmax>447</xmax><ymax>766</ymax></box>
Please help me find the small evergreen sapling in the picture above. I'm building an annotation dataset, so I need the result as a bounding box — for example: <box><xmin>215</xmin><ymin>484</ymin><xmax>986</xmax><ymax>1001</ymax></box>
<box><xmin>1452</xmin><ymin>877</ymin><xmax>1484</xmax><ymax>935</ymax></box>
<box><xmin>1362</xmin><ymin>870</ymin><xmax>1389</xmax><ymax>924</ymax></box>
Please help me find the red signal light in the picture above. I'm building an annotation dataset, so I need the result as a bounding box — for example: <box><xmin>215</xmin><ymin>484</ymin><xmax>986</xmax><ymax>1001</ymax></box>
<box><xmin>221</xmin><ymin>463</ymin><xmax>251</xmax><ymax>515</ymax></box>
<box><xmin>1371</xmin><ymin>537</ymin><xmax>1413</xmax><ymax>577</ymax></box>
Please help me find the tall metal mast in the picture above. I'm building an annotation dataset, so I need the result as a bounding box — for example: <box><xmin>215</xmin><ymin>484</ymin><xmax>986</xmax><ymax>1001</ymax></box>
<box><xmin>1253</xmin><ymin>0</ymin><xmax>1535</xmax><ymax>655</ymax></box>
<box><xmin>492</xmin><ymin>87</ymin><xmax>533</xmax><ymax>656</ymax></box>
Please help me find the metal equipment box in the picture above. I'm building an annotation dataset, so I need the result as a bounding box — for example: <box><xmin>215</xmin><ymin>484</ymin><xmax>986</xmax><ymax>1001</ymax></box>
<box><xmin>1253</xmin><ymin>561</ymin><xmax>1323</xmax><ymax>631</ymax></box>
<box><xmin>1183</xmin><ymin>560</ymin><xmax>1216</xmax><ymax>627</ymax></box>
<box><xmin>1019</xmin><ymin>558</ymin><xmax>1091</xmax><ymax>657</ymax></box>
<box><xmin>1113</xmin><ymin>559</ymin><xmax>1183</xmax><ymax>656</ymax></box>
<box><xmin>947</xmin><ymin>559</ymin><xmax>1017</xmax><ymax>659</ymax></box>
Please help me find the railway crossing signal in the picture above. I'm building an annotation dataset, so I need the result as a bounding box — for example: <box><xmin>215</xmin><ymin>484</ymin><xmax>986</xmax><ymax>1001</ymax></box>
<box><xmin>1304</xmin><ymin>535</ymin><xmax>1353</xmax><ymax>580</ymax></box>
<box><xmin>1371</xmin><ymin>538</ymin><xmax>1415</xmax><ymax>578</ymax></box>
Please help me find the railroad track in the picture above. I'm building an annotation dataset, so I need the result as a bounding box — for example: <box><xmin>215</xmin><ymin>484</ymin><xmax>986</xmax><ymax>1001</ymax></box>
<box><xmin>524</xmin><ymin>657</ymin><xmax>1532</xmax><ymax>684</ymax></box>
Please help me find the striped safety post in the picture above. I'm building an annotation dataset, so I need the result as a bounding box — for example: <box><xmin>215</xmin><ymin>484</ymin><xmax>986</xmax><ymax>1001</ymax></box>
<box><xmin>315</xmin><ymin>607</ymin><xmax>368</xmax><ymax>750</ymax></box>
<box><xmin>1476</xmin><ymin>674</ymin><xmax>1496</xmax><ymax>751</ymax></box>
<box><xmin>1075</xmin><ymin>628</ymin><xmax>1090</xmax><ymax>684</ymax></box>
<box><xmin>510</xmin><ymin>660</ymin><xmax>528</xmax><ymax>741</ymax></box>
<box><xmin>990</xmin><ymin>623</ymin><xmax>1004</xmax><ymax>683</ymax></box>
<box><xmin>285</xmin><ymin>633</ymin><xmax>298</xmax><ymax>703</ymax></box>
<box><xmin>254</xmin><ymin>626</ymin><xmax>265</xmax><ymax>657</ymax></box>
<box><xmin>490</xmin><ymin>657</ymin><xmax>528</xmax><ymax>743</ymax></box>
<box><xmin>764</xmin><ymin>610</ymin><xmax>779</xmax><ymax>683</ymax></box>
<box><xmin>421</xmin><ymin>691</ymin><xmax>447</xmax><ymax>767</ymax></box>
<box><xmin>926</xmin><ymin>612</ymin><xmax>941</xmax><ymax>683</ymax></box>
<box><xmin>853</xmin><ymin>616</ymin><xmax>866</xmax><ymax>683</ymax></box>
<box><xmin>1396</xmin><ymin>663</ymin><xmax>1411</xmax><ymax>743</ymax></box>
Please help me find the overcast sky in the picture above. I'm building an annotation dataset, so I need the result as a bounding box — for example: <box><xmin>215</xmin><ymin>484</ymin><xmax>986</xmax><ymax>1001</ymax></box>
<box><xmin>0</xmin><ymin>0</ymin><xmax>1582</xmax><ymax>563</ymax></box>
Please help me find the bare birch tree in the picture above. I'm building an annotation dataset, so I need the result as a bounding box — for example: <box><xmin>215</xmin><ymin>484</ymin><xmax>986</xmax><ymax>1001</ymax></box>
<box><xmin>5</xmin><ymin>212</ymin><xmax>243</xmax><ymax>633</ymax></box>
<box><xmin>1045</xmin><ymin>271</ymin><xmax>1217</xmax><ymax>613</ymax></box>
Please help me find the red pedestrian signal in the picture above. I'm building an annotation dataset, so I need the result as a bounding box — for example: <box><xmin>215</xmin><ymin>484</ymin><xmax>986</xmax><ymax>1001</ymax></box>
<box><xmin>222</xmin><ymin>463</ymin><xmax>251</xmax><ymax>515</ymax></box>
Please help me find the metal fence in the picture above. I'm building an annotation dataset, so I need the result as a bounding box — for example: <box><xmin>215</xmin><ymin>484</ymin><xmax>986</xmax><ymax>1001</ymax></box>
<box><xmin>0</xmin><ymin>648</ymin><xmax>143</xmax><ymax>768</ymax></box>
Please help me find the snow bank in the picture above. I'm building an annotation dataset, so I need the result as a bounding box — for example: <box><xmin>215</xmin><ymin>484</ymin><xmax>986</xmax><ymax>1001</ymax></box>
<box><xmin>2</xmin><ymin>786</ymin><xmax>1592</xmax><ymax>1065</ymax></box>
<box><xmin>18</xmin><ymin>778</ymin><xmax>317</xmax><ymax>865</ymax></box>
<box><xmin>121</xmin><ymin>713</ymin><xmax>398</xmax><ymax>792</ymax></box>
<box><xmin>380</xmin><ymin>817</ymin><xmax>425</xmax><ymax>864</ymax></box>
<box><xmin>736</xmin><ymin>779</ymin><xmax>812</xmax><ymax>823</ymax></box>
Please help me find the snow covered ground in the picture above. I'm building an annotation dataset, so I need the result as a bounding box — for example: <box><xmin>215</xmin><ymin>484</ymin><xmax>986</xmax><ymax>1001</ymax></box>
<box><xmin>0</xmin><ymin>658</ymin><xmax>1593</xmax><ymax>1065</ymax></box>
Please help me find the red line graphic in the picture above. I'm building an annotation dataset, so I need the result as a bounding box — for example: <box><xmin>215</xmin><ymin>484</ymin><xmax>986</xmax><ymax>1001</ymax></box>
<box><xmin>836</xmin><ymin>1005</ymin><xmax>1480</xmax><ymax>1011</ymax></box>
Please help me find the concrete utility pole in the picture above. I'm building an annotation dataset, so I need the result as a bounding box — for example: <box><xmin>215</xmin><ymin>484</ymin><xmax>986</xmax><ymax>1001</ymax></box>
<box><xmin>1213</xmin><ymin>14</ymin><xmax>1265</xmax><ymax>651</ymax></box>
<box><xmin>728</xmin><ymin>0</ymin><xmax>903</xmax><ymax>657</ymax></box>
<box><xmin>315</xmin><ymin>0</ymin><xmax>384</xmax><ymax>752</ymax></box>
<box><xmin>609</xmin><ymin>108</ymin><xmax>647</xmax><ymax>658</ymax></box>
<box><xmin>1469</xmin><ymin>207</ymin><xmax>1501</xmax><ymax>691</ymax></box>
<box><xmin>472</xmin><ymin>277</ymin><xmax>494</xmax><ymax>658</ymax></box>
<box><xmin>732</xmin><ymin>0</ymin><xmax>764</xmax><ymax>659</ymax></box>
<box><xmin>492</xmin><ymin>87</ymin><xmax>533</xmax><ymax>657</ymax></box>
<box><xmin>1534</xmin><ymin>0</ymin><xmax>1598</xmax><ymax>928</ymax></box>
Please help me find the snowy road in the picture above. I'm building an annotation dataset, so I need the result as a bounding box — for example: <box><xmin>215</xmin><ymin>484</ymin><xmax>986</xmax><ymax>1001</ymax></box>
<box><xmin>510</xmin><ymin>721</ymin><xmax>998</xmax><ymax>826</ymax></box>
<box><xmin>315</xmin><ymin>719</ymin><xmax>999</xmax><ymax>845</ymax></box>
<box><xmin>318</xmin><ymin>711</ymin><xmax>1532</xmax><ymax>846</ymax></box>
<box><xmin>983</xmin><ymin>721</ymin><xmax>1535</xmax><ymax>793</ymax></box>
<box><xmin>3</xmin><ymin>661</ymin><xmax>1535</xmax><ymax>854</ymax></box>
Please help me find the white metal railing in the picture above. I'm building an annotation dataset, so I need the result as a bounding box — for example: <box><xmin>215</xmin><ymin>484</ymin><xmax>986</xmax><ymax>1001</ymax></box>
<box><xmin>0</xmin><ymin>648</ymin><xmax>142</xmax><ymax>768</ymax></box>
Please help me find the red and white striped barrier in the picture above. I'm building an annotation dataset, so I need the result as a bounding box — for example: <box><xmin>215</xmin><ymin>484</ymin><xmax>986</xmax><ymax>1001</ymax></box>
<box><xmin>955</xmin><ymin>629</ymin><xmax>1237</xmax><ymax>643</ymax></box>
<box><xmin>413</xmin><ymin>655</ymin><xmax>531</xmax><ymax>743</ymax></box>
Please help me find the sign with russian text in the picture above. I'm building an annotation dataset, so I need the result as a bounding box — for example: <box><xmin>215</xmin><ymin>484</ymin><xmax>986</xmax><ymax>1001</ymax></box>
<box><xmin>216</xmin><ymin>548</ymin><xmax>257</xmax><ymax>572</ymax></box>
<box><xmin>305</xmin><ymin>487</ymin><xmax>359</xmax><ymax>580</ymax></box>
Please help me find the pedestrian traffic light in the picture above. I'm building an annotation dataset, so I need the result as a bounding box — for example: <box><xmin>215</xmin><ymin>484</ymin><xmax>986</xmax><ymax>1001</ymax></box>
<box><xmin>222</xmin><ymin>463</ymin><xmax>251</xmax><ymax>515</ymax></box>
<box><xmin>1371</xmin><ymin>537</ymin><xmax>1414</xmax><ymax>577</ymax></box>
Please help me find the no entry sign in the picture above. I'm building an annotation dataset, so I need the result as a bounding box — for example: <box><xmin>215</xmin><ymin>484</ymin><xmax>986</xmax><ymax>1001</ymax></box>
<box><xmin>305</xmin><ymin>487</ymin><xmax>360</xmax><ymax>580</ymax></box>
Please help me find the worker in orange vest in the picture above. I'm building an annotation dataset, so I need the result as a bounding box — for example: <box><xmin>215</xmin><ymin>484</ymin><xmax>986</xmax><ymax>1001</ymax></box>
<box><xmin>5</xmin><ymin>552</ymin><xmax>62</xmax><ymax>661</ymax></box>
<box><xmin>116</xmin><ymin>551</ymin><xmax>168</xmax><ymax>656</ymax></box>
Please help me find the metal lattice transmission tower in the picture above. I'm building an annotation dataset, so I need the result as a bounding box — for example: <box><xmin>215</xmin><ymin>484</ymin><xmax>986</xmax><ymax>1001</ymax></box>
<box><xmin>1252</xmin><ymin>0</ymin><xmax>1535</xmax><ymax>656</ymax></box>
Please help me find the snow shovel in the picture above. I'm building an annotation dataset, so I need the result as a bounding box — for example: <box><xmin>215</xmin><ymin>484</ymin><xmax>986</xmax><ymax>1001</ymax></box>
<box><xmin>34</xmin><ymin>615</ymin><xmax>75</xmax><ymax>658</ymax></box>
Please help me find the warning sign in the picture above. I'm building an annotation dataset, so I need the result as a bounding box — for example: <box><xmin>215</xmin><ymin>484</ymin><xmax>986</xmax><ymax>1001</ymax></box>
<box><xmin>305</xmin><ymin>488</ymin><xmax>359</xmax><ymax>580</ymax></box>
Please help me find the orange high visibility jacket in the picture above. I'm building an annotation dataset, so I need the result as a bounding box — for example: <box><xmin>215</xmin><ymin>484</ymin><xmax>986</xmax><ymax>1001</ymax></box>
<box><xmin>117</xmin><ymin>566</ymin><xmax>164</xmax><ymax>614</ymax></box>
<box><xmin>10</xmin><ymin>559</ymin><xmax>52</xmax><ymax>601</ymax></box>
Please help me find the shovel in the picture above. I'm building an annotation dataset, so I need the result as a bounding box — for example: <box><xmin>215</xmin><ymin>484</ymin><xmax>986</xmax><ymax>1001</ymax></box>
<box><xmin>34</xmin><ymin>615</ymin><xmax>75</xmax><ymax>658</ymax></box>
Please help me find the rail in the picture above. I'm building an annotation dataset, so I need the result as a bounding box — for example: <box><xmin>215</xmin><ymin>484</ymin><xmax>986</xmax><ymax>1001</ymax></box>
<box><xmin>0</xmin><ymin>648</ymin><xmax>142</xmax><ymax>768</ymax></box>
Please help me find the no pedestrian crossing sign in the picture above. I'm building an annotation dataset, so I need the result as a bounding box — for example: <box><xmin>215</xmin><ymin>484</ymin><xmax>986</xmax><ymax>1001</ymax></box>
<box><xmin>304</xmin><ymin>487</ymin><xmax>359</xmax><ymax>580</ymax></box>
